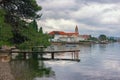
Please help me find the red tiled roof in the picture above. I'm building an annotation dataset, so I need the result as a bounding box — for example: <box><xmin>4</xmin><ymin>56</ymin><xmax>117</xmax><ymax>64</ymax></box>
<box><xmin>49</xmin><ymin>31</ymin><xmax>65</xmax><ymax>35</ymax></box>
<box><xmin>49</xmin><ymin>31</ymin><xmax>78</xmax><ymax>36</ymax></box>
<box><xmin>66</xmin><ymin>33</ymin><xmax>78</xmax><ymax>36</ymax></box>
<box><xmin>79</xmin><ymin>35</ymin><xmax>90</xmax><ymax>39</ymax></box>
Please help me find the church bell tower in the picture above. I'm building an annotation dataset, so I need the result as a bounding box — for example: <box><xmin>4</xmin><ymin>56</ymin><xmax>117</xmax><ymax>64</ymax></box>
<box><xmin>75</xmin><ymin>25</ymin><xmax>79</xmax><ymax>34</ymax></box>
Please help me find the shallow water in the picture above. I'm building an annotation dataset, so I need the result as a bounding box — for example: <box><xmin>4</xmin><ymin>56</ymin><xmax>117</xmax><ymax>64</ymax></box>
<box><xmin>36</xmin><ymin>42</ymin><xmax>120</xmax><ymax>80</ymax></box>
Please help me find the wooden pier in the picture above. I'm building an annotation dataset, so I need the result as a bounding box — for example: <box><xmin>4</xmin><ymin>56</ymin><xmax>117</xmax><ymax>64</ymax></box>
<box><xmin>0</xmin><ymin>49</ymin><xmax>80</xmax><ymax>62</ymax></box>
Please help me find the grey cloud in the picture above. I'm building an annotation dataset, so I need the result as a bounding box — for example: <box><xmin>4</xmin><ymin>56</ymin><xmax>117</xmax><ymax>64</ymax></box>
<box><xmin>79</xmin><ymin>0</ymin><xmax>120</xmax><ymax>3</ymax></box>
<box><xmin>36</xmin><ymin>0</ymin><xmax>120</xmax><ymax>37</ymax></box>
<box><xmin>37</xmin><ymin>0</ymin><xmax>79</xmax><ymax>10</ymax></box>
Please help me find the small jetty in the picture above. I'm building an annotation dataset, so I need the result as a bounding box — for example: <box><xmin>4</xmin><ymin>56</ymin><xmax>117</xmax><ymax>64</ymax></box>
<box><xmin>0</xmin><ymin>46</ymin><xmax>80</xmax><ymax>80</ymax></box>
<box><xmin>0</xmin><ymin>48</ymin><xmax>80</xmax><ymax>62</ymax></box>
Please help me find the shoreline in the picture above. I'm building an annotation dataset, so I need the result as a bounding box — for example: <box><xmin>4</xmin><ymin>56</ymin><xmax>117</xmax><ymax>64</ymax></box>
<box><xmin>0</xmin><ymin>62</ymin><xmax>15</xmax><ymax>80</ymax></box>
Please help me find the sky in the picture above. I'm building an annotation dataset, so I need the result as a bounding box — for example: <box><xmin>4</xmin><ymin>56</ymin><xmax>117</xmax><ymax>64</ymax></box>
<box><xmin>36</xmin><ymin>0</ymin><xmax>120</xmax><ymax>37</ymax></box>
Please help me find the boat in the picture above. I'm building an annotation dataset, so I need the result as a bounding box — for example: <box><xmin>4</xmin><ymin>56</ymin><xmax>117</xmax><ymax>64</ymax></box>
<box><xmin>99</xmin><ymin>41</ymin><xmax>108</xmax><ymax>44</ymax></box>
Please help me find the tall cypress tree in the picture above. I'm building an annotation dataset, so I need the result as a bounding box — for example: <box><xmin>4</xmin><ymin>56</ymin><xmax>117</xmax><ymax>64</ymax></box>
<box><xmin>30</xmin><ymin>19</ymin><xmax>38</xmax><ymax>32</ymax></box>
<box><xmin>39</xmin><ymin>27</ymin><xmax>43</xmax><ymax>34</ymax></box>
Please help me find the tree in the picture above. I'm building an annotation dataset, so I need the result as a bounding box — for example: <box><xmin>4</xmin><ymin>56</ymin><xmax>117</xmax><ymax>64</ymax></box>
<box><xmin>0</xmin><ymin>0</ymin><xmax>45</xmax><ymax>45</ymax></box>
<box><xmin>99</xmin><ymin>34</ymin><xmax>107</xmax><ymax>41</ymax></box>
<box><xmin>0</xmin><ymin>0</ymin><xmax>42</xmax><ymax>45</ymax></box>
<box><xmin>0</xmin><ymin>0</ymin><xmax>50</xmax><ymax>49</ymax></box>
<box><xmin>0</xmin><ymin>0</ymin><xmax>41</xmax><ymax>19</ymax></box>
<box><xmin>108</xmin><ymin>37</ymin><xmax>117</xmax><ymax>42</ymax></box>
<box><xmin>39</xmin><ymin>27</ymin><xmax>43</xmax><ymax>34</ymax></box>
<box><xmin>18</xmin><ymin>20</ymin><xmax>50</xmax><ymax>50</ymax></box>
<box><xmin>29</xmin><ymin>19</ymin><xmax>38</xmax><ymax>32</ymax></box>
<box><xmin>0</xmin><ymin>9</ymin><xmax>13</xmax><ymax>46</ymax></box>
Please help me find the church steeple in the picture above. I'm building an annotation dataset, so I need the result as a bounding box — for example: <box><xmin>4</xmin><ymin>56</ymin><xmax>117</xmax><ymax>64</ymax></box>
<box><xmin>75</xmin><ymin>25</ymin><xmax>79</xmax><ymax>34</ymax></box>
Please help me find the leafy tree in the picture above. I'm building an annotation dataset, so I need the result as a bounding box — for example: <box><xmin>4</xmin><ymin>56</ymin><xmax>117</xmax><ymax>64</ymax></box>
<box><xmin>88</xmin><ymin>35</ymin><xmax>97</xmax><ymax>41</ymax></box>
<box><xmin>18</xmin><ymin>20</ymin><xmax>50</xmax><ymax>50</ymax></box>
<box><xmin>99</xmin><ymin>34</ymin><xmax>107</xmax><ymax>41</ymax></box>
<box><xmin>0</xmin><ymin>0</ymin><xmax>41</xmax><ymax>19</ymax></box>
<box><xmin>108</xmin><ymin>37</ymin><xmax>117</xmax><ymax>42</ymax></box>
<box><xmin>89</xmin><ymin>37</ymin><xmax>98</xmax><ymax>41</ymax></box>
<box><xmin>0</xmin><ymin>9</ymin><xmax>13</xmax><ymax>46</ymax></box>
<box><xmin>0</xmin><ymin>0</ymin><xmax>42</xmax><ymax>45</ymax></box>
<box><xmin>0</xmin><ymin>0</ymin><xmax>50</xmax><ymax>49</ymax></box>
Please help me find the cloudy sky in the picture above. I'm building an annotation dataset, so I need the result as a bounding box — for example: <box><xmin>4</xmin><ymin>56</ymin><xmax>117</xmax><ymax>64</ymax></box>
<box><xmin>36</xmin><ymin>0</ymin><xmax>120</xmax><ymax>37</ymax></box>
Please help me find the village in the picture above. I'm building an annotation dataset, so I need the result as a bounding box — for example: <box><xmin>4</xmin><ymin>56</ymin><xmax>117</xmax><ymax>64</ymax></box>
<box><xmin>48</xmin><ymin>25</ymin><xmax>117</xmax><ymax>44</ymax></box>
<box><xmin>49</xmin><ymin>26</ymin><xmax>90</xmax><ymax>42</ymax></box>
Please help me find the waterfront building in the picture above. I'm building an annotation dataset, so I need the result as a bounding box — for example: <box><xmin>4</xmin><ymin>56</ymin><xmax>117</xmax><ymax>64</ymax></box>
<box><xmin>49</xmin><ymin>25</ymin><xmax>90</xmax><ymax>42</ymax></box>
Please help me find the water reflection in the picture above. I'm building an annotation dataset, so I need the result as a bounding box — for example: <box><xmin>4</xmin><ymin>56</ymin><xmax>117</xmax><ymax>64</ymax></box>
<box><xmin>98</xmin><ymin>44</ymin><xmax>108</xmax><ymax>53</ymax></box>
<box><xmin>9</xmin><ymin>43</ymin><xmax>120</xmax><ymax>80</ymax></box>
<box><xmin>10</xmin><ymin>59</ymin><xmax>55</xmax><ymax>80</ymax></box>
<box><xmin>43</xmin><ymin>43</ymin><xmax>120</xmax><ymax>80</ymax></box>
<box><xmin>46</xmin><ymin>44</ymin><xmax>80</xmax><ymax>51</ymax></box>
<box><xmin>44</xmin><ymin>44</ymin><xmax>80</xmax><ymax>62</ymax></box>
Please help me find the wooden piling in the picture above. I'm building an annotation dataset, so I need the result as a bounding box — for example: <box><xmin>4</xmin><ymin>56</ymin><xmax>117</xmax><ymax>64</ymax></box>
<box><xmin>23</xmin><ymin>53</ymin><xmax>26</xmax><ymax>60</ymax></box>
<box><xmin>51</xmin><ymin>53</ymin><xmax>54</xmax><ymax>59</ymax></box>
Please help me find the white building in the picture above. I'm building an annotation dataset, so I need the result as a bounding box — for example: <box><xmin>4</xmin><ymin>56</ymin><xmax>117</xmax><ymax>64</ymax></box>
<box><xmin>49</xmin><ymin>26</ymin><xmax>90</xmax><ymax>42</ymax></box>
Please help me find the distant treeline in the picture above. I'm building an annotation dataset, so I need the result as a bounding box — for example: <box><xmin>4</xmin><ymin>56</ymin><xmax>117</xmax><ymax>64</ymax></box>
<box><xmin>88</xmin><ymin>34</ymin><xmax>117</xmax><ymax>42</ymax></box>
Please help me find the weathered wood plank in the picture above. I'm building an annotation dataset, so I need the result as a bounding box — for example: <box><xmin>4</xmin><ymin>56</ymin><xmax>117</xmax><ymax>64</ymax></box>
<box><xmin>12</xmin><ymin>50</ymin><xmax>80</xmax><ymax>53</ymax></box>
<box><xmin>40</xmin><ymin>58</ymin><xmax>80</xmax><ymax>62</ymax></box>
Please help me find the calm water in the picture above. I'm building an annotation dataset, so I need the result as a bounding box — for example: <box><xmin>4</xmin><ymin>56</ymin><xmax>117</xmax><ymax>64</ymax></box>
<box><xmin>36</xmin><ymin>42</ymin><xmax>120</xmax><ymax>80</ymax></box>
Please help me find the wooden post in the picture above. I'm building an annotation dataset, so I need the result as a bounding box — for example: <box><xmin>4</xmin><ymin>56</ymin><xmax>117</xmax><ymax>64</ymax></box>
<box><xmin>73</xmin><ymin>51</ymin><xmax>75</xmax><ymax>60</ymax></box>
<box><xmin>51</xmin><ymin>52</ymin><xmax>54</xmax><ymax>59</ymax></box>
<box><xmin>8</xmin><ymin>49</ymin><xmax>12</xmax><ymax>60</ymax></box>
<box><xmin>9</xmin><ymin>52</ymin><xmax>12</xmax><ymax>61</ymax></box>
<box><xmin>23</xmin><ymin>53</ymin><xmax>26</xmax><ymax>60</ymax></box>
<box><xmin>71</xmin><ymin>52</ymin><xmax>74</xmax><ymax>59</ymax></box>
<box><xmin>40</xmin><ymin>53</ymin><xmax>43</xmax><ymax>59</ymax></box>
